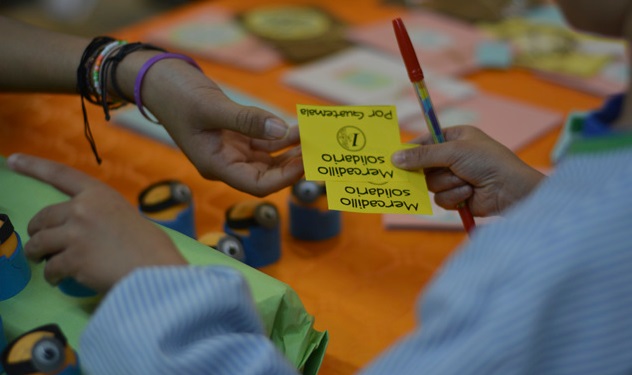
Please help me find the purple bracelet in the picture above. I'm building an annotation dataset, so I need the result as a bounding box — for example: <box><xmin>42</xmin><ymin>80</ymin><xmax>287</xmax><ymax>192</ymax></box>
<box><xmin>134</xmin><ymin>52</ymin><xmax>202</xmax><ymax>124</ymax></box>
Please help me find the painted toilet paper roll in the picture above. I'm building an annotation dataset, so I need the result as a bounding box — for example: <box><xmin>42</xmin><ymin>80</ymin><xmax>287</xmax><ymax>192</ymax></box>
<box><xmin>139</xmin><ymin>180</ymin><xmax>196</xmax><ymax>239</ymax></box>
<box><xmin>223</xmin><ymin>201</ymin><xmax>281</xmax><ymax>268</ymax></box>
<box><xmin>289</xmin><ymin>180</ymin><xmax>341</xmax><ymax>241</ymax></box>
<box><xmin>0</xmin><ymin>214</ymin><xmax>31</xmax><ymax>301</ymax></box>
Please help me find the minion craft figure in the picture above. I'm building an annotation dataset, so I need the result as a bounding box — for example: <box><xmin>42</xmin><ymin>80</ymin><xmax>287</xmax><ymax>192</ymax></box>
<box><xmin>56</xmin><ymin>277</ymin><xmax>97</xmax><ymax>298</ymax></box>
<box><xmin>1</xmin><ymin>324</ymin><xmax>80</xmax><ymax>375</ymax></box>
<box><xmin>0</xmin><ymin>214</ymin><xmax>31</xmax><ymax>301</ymax></box>
<box><xmin>198</xmin><ymin>232</ymin><xmax>246</xmax><ymax>262</ymax></box>
<box><xmin>223</xmin><ymin>201</ymin><xmax>281</xmax><ymax>268</ymax></box>
<box><xmin>1</xmin><ymin>316</ymin><xmax>7</xmax><ymax>373</ymax></box>
<box><xmin>138</xmin><ymin>180</ymin><xmax>196</xmax><ymax>239</ymax></box>
<box><xmin>289</xmin><ymin>180</ymin><xmax>341</xmax><ymax>241</ymax></box>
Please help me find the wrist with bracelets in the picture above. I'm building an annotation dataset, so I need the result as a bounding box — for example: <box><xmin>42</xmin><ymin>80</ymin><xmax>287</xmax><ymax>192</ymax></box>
<box><xmin>77</xmin><ymin>37</ymin><xmax>200</xmax><ymax>164</ymax></box>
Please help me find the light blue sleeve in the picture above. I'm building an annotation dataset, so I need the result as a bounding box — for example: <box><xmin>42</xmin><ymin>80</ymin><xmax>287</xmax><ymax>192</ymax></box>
<box><xmin>79</xmin><ymin>266</ymin><xmax>299</xmax><ymax>375</ymax></box>
<box><xmin>360</xmin><ymin>152</ymin><xmax>632</xmax><ymax>375</ymax></box>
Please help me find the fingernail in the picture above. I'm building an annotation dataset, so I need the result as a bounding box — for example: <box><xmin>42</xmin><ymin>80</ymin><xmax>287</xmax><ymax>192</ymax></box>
<box><xmin>264</xmin><ymin>118</ymin><xmax>289</xmax><ymax>140</ymax></box>
<box><xmin>392</xmin><ymin>151</ymin><xmax>405</xmax><ymax>166</ymax></box>
<box><xmin>6</xmin><ymin>153</ymin><xmax>21</xmax><ymax>169</ymax></box>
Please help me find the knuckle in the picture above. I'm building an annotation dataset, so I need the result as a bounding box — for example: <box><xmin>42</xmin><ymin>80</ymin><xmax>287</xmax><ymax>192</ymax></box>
<box><xmin>235</xmin><ymin>107</ymin><xmax>262</xmax><ymax>137</ymax></box>
<box><xmin>69</xmin><ymin>201</ymin><xmax>90</xmax><ymax>221</ymax></box>
<box><xmin>24</xmin><ymin>235</ymin><xmax>41</xmax><ymax>260</ymax></box>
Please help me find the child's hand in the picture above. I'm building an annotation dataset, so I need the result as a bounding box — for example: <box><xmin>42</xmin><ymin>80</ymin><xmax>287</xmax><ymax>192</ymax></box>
<box><xmin>392</xmin><ymin>126</ymin><xmax>545</xmax><ymax>217</ymax></box>
<box><xmin>7</xmin><ymin>153</ymin><xmax>187</xmax><ymax>293</ymax></box>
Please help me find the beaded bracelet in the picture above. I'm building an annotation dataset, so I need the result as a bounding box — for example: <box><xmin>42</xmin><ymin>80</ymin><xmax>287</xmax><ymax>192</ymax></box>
<box><xmin>77</xmin><ymin>36</ymin><xmax>116</xmax><ymax>164</ymax></box>
<box><xmin>134</xmin><ymin>53</ymin><xmax>202</xmax><ymax>124</ymax></box>
<box><xmin>93</xmin><ymin>40</ymin><xmax>127</xmax><ymax>96</ymax></box>
<box><xmin>78</xmin><ymin>38</ymin><xmax>167</xmax><ymax>164</ymax></box>
<box><xmin>101</xmin><ymin>42</ymin><xmax>166</xmax><ymax>104</ymax></box>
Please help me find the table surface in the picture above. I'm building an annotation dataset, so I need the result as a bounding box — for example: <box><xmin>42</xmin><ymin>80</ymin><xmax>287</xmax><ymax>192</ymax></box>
<box><xmin>0</xmin><ymin>0</ymin><xmax>603</xmax><ymax>373</ymax></box>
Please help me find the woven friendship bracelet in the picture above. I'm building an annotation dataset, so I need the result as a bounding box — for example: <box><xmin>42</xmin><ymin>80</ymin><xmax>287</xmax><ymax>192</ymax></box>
<box><xmin>77</xmin><ymin>38</ymin><xmax>168</xmax><ymax>164</ymax></box>
<box><xmin>134</xmin><ymin>53</ymin><xmax>202</xmax><ymax>124</ymax></box>
<box><xmin>77</xmin><ymin>36</ymin><xmax>117</xmax><ymax>164</ymax></box>
<box><xmin>102</xmin><ymin>42</ymin><xmax>166</xmax><ymax>104</ymax></box>
<box><xmin>93</xmin><ymin>40</ymin><xmax>126</xmax><ymax>96</ymax></box>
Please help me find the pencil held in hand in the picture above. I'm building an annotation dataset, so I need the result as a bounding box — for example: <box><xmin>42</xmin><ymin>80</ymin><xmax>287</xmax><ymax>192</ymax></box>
<box><xmin>392</xmin><ymin>17</ymin><xmax>476</xmax><ymax>234</ymax></box>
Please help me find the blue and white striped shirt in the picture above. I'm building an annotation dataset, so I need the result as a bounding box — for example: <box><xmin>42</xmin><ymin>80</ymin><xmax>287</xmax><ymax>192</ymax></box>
<box><xmin>81</xmin><ymin>97</ymin><xmax>632</xmax><ymax>374</ymax></box>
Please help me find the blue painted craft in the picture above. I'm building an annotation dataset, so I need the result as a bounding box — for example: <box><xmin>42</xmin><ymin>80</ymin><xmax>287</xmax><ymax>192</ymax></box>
<box><xmin>0</xmin><ymin>214</ymin><xmax>31</xmax><ymax>301</ymax></box>
<box><xmin>58</xmin><ymin>277</ymin><xmax>97</xmax><ymax>298</ymax></box>
<box><xmin>138</xmin><ymin>180</ymin><xmax>196</xmax><ymax>238</ymax></box>
<box><xmin>289</xmin><ymin>180</ymin><xmax>341</xmax><ymax>241</ymax></box>
<box><xmin>0</xmin><ymin>316</ymin><xmax>6</xmax><ymax>373</ymax></box>
<box><xmin>223</xmin><ymin>201</ymin><xmax>280</xmax><ymax>268</ymax></box>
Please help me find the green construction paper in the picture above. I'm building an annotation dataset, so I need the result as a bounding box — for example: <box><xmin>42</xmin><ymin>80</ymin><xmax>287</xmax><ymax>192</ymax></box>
<box><xmin>0</xmin><ymin>156</ymin><xmax>327</xmax><ymax>374</ymax></box>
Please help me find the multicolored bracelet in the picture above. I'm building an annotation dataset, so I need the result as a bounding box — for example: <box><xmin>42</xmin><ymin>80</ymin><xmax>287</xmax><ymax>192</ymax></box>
<box><xmin>77</xmin><ymin>36</ymin><xmax>117</xmax><ymax>164</ymax></box>
<box><xmin>92</xmin><ymin>40</ymin><xmax>127</xmax><ymax>97</ymax></box>
<box><xmin>134</xmin><ymin>52</ymin><xmax>202</xmax><ymax>124</ymax></box>
<box><xmin>77</xmin><ymin>37</ymin><xmax>167</xmax><ymax>164</ymax></box>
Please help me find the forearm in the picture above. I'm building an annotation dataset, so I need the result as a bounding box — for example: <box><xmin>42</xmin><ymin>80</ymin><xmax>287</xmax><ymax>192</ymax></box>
<box><xmin>111</xmin><ymin>49</ymin><xmax>216</xmax><ymax>124</ymax></box>
<box><xmin>0</xmin><ymin>16</ymin><xmax>89</xmax><ymax>93</ymax></box>
<box><xmin>0</xmin><ymin>16</ymin><xmax>211</xmax><ymax>124</ymax></box>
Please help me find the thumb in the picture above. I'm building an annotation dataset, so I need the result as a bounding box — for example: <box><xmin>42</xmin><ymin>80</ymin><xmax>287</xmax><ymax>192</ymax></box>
<box><xmin>217</xmin><ymin>100</ymin><xmax>290</xmax><ymax>140</ymax></box>
<box><xmin>391</xmin><ymin>142</ymin><xmax>460</xmax><ymax>171</ymax></box>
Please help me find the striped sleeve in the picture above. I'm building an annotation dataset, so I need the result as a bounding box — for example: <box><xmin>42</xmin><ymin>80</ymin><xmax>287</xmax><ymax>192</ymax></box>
<box><xmin>80</xmin><ymin>266</ymin><xmax>299</xmax><ymax>375</ymax></box>
<box><xmin>361</xmin><ymin>151</ymin><xmax>632</xmax><ymax>375</ymax></box>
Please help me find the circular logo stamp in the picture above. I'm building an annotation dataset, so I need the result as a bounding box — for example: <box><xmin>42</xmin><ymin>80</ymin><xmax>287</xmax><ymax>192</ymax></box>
<box><xmin>242</xmin><ymin>6</ymin><xmax>331</xmax><ymax>41</ymax></box>
<box><xmin>337</xmin><ymin>126</ymin><xmax>366</xmax><ymax>151</ymax></box>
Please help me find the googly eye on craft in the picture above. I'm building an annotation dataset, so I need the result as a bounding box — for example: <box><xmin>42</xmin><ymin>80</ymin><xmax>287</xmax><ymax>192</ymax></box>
<box><xmin>198</xmin><ymin>232</ymin><xmax>246</xmax><ymax>263</ymax></box>
<box><xmin>1</xmin><ymin>324</ymin><xmax>80</xmax><ymax>375</ymax></box>
<box><xmin>292</xmin><ymin>180</ymin><xmax>326</xmax><ymax>204</ymax></box>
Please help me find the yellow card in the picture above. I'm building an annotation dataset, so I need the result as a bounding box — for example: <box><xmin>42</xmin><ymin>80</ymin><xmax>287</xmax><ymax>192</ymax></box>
<box><xmin>297</xmin><ymin>104</ymin><xmax>408</xmax><ymax>183</ymax></box>
<box><xmin>325</xmin><ymin>169</ymin><xmax>433</xmax><ymax>215</ymax></box>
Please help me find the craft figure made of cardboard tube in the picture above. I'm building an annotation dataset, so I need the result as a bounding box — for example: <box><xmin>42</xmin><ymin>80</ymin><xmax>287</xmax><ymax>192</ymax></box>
<box><xmin>1</xmin><ymin>324</ymin><xmax>80</xmax><ymax>375</ymax></box>
<box><xmin>0</xmin><ymin>214</ymin><xmax>31</xmax><ymax>301</ymax></box>
<box><xmin>138</xmin><ymin>180</ymin><xmax>196</xmax><ymax>239</ymax></box>
<box><xmin>223</xmin><ymin>201</ymin><xmax>281</xmax><ymax>268</ymax></box>
<box><xmin>198</xmin><ymin>232</ymin><xmax>246</xmax><ymax>262</ymax></box>
<box><xmin>57</xmin><ymin>277</ymin><xmax>97</xmax><ymax>298</ymax></box>
<box><xmin>0</xmin><ymin>316</ymin><xmax>7</xmax><ymax>373</ymax></box>
<box><xmin>289</xmin><ymin>180</ymin><xmax>341</xmax><ymax>241</ymax></box>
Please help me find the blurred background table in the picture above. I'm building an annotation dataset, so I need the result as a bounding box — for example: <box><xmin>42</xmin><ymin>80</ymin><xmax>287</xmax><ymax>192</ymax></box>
<box><xmin>0</xmin><ymin>0</ymin><xmax>604</xmax><ymax>373</ymax></box>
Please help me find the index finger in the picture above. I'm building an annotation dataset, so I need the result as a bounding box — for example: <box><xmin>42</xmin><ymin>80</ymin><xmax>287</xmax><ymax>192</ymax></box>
<box><xmin>7</xmin><ymin>153</ymin><xmax>100</xmax><ymax>196</ymax></box>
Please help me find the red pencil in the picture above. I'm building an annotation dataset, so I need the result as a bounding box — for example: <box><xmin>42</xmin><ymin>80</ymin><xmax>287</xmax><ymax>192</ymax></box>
<box><xmin>392</xmin><ymin>17</ymin><xmax>476</xmax><ymax>235</ymax></box>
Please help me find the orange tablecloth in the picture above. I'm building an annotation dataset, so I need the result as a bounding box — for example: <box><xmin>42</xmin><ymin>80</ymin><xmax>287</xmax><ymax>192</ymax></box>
<box><xmin>0</xmin><ymin>1</ymin><xmax>603</xmax><ymax>373</ymax></box>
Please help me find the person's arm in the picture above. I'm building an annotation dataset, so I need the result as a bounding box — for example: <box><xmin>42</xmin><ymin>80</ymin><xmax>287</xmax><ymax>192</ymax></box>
<box><xmin>0</xmin><ymin>16</ymin><xmax>86</xmax><ymax>92</ymax></box>
<box><xmin>80</xmin><ymin>266</ymin><xmax>299</xmax><ymax>374</ymax></box>
<box><xmin>362</xmin><ymin>155</ymin><xmax>632</xmax><ymax>373</ymax></box>
<box><xmin>0</xmin><ymin>16</ymin><xmax>303</xmax><ymax>196</ymax></box>
<box><xmin>392</xmin><ymin>126</ymin><xmax>544</xmax><ymax>217</ymax></box>
<box><xmin>111</xmin><ymin>49</ymin><xmax>305</xmax><ymax>196</ymax></box>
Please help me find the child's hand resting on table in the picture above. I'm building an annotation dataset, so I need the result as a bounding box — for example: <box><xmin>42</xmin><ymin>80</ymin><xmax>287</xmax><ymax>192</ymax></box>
<box><xmin>392</xmin><ymin>126</ymin><xmax>545</xmax><ymax>217</ymax></box>
<box><xmin>7</xmin><ymin>153</ymin><xmax>187</xmax><ymax>293</ymax></box>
